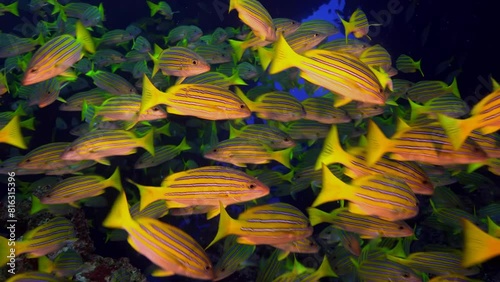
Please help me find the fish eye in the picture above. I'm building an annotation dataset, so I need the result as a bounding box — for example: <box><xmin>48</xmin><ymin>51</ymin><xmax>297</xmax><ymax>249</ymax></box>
<box><xmin>314</xmin><ymin>33</ymin><xmax>319</xmax><ymax>37</ymax></box>
<box><xmin>192</xmin><ymin>60</ymin><xmax>198</xmax><ymax>65</ymax></box>
<box><xmin>249</xmin><ymin>184</ymin><xmax>256</xmax><ymax>189</ymax></box>
<box><xmin>205</xmin><ymin>265</ymin><xmax>211</xmax><ymax>270</ymax></box>
<box><xmin>25</xmin><ymin>159</ymin><xmax>31</xmax><ymax>163</ymax></box>
<box><xmin>212</xmin><ymin>149</ymin><xmax>217</xmax><ymax>152</ymax></box>
<box><xmin>30</xmin><ymin>67</ymin><xmax>38</xmax><ymax>73</ymax></box>
<box><xmin>152</xmin><ymin>107</ymin><xmax>159</xmax><ymax>111</ymax></box>
<box><xmin>284</xmin><ymin>138</ymin><xmax>289</xmax><ymax>142</ymax></box>
<box><xmin>402</xmin><ymin>272</ymin><xmax>411</xmax><ymax>278</ymax></box>
<box><xmin>220</xmin><ymin>267</ymin><xmax>225</xmax><ymax>272</ymax></box>
<box><xmin>398</xmin><ymin>225</ymin><xmax>404</xmax><ymax>230</ymax></box>
<box><xmin>68</xmin><ymin>147</ymin><xmax>74</xmax><ymax>151</ymax></box>
<box><xmin>309</xmin><ymin>241</ymin><xmax>315</xmax><ymax>246</ymax></box>
<box><xmin>240</xmin><ymin>104</ymin><xmax>246</xmax><ymax>109</ymax></box>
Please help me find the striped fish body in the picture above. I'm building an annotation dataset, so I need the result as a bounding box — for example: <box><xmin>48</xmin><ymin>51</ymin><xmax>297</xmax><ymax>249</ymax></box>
<box><xmin>340</xmin><ymin>101</ymin><xmax>386</xmax><ymax>120</ymax></box>
<box><xmin>132</xmin><ymin>166</ymin><xmax>269</xmax><ymax>211</ymax></box>
<box><xmin>59</xmin><ymin>88</ymin><xmax>112</xmax><ymax>112</ymax></box>
<box><xmin>93</xmin><ymin>94</ymin><xmax>166</xmax><ymax>122</ymax></box>
<box><xmin>366</xmin><ymin>121</ymin><xmax>488</xmax><ymax>166</ymax></box>
<box><xmin>22</xmin><ymin>20</ymin><xmax>94</xmax><ymax>85</ymax></box>
<box><xmin>231</xmin><ymin>124</ymin><xmax>296</xmax><ymax>149</ymax></box>
<box><xmin>273</xmin><ymin>18</ymin><xmax>301</xmax><ymax>37</ymax></box>
<box><xmin>41</xmin><ymin>168</ymin><xmax>122</xmax><ymax>205</ymax></box>
<box><xmin>388</xmin><ymin>252</ymin><xmax>480</xmax><ymax>276</ymax></box>
<box><xmin>23</xmin><ymin>34</ymin><xmax>82</xmax><ymax>85</ymax></box>
<box><xmin>302</xmin><ymin>97</ymin><xmax>351</xmax><ymax>124</ymax></box>
<box><xmin>15</xmin><ymin>217</ymin><xmax>76</xmax><ymax>258</ymax></box>
<box><xmin>359</xmin><ymin>44</ymin><xmax>392</xmax><ymax>72</ymax></box>
<box><xmin>49</xmin><ymin>250</ymin><xmax>83</xmax><ymax>277</ymax></box>
<box><xmin>308</xmin><ymin>208</ymin><xmax>414</xmax><ymax>238</ymax></box>
<box><xmin>396</xmin><ymin>54</ymin><xmax>424</xmax><ymax>76</ymax></box>
<box><xmin>233</xmin><ymin>202</ymin><xmax>313</xmax><ymax>245</ymax></box>
<box><xmin>299</xmin><ymin>19</ymin><xmax>338</xmax><ymax>36</ymax></box>
<box><xmin>151</xmin><ymin>46</ymin><xmax>210</xmax><ymax>77</ymax></box>
<box><xmin>208</xmin><ymin>202</ymin><xmax>313</xmax><ymax>248</ymax></box>
<box><xmin>103</xmin><ymin>191</ymin><xmax>214</xmax><ymax>280</ymax></box>
<box><xmin>284</xmin><ymin>28</ymin><xmax>329</xmax><ymax>54</ymax></box>
<box><xmin>204</xmin><ymin>138</ymin><xmax>292</xmax><ymax>168</ymax></box>
<box><xmin>194</xmin><ymin>44</ymin><xmax>233</xmax><ymax>64</ymax></box>
<box><xmin>134</xmin><ymin>138</ymin><xmax>190</xmax><ymax>169</ymax></box>
<box><xmin>140</xmin><ymin>75</ymin><xmax>251</xmax><ymax>120</ymax></box>
<box><xmin>129</xmin><ymin>217</ymin><xmax>214</xmax><ymax>280</ymax></box>
<box><xmin>229</xmin><ymin>0</ymin><xmax>276</xmax><ymax>42</ymax></box>
<box><xmin>60</xmin><ymin>129</ymin><xmax>154</xmax><ymax>163</ymax></box>
<box><xmin>282</xmin><ymin>120</ymin><xmax>331</xmax><ymax>141</ymax></box>
<box><xmin>409</xmin><ymin>94</ymin><xmax>469</xmax><ymax>121</ymax></box>
<box><xmin>390</xmin><ymin>126</ymin><xmax>488</xmax><ymax>165</ymax></box>
<box><xmin>17</xmin><ymin>142</ymin><xmax>79</xmax><ymax>170</ymax></box>
<box><xmin>271</xmin><ymin>236</ymin><xmax>319</xmax><ymax>256</ymax></box>
<box><xmin>314</xmin><ymin>164</ymin><xmax>419</xmax><ymax>221</ymax></box>
<box><xmin>130</xmin><ymin>200</ymin><xmax>169</xmax><ymax>219</ymax></box>
<box><xmin>182</xmin><ymin>71</ymin><xmax>247</xmax><ymax>88</ymax></box>
<box><xmin>214</xmin><ymin>243</ymin><xmax>256</xmax><ymax>281</ymax></box>
<box><xmin>97</xmin><ymin>29</ymin><xmax>134</xmax><ymax>47</ymax></box>
<box><xmin>86</xmin><ymin>70</ymin><xmax>137</xmax><ymax>95</ymax></box>
<box><xmin>358</xmin><ymin>257</ymin><xmax>421</xmax><ymax>282</ymax></box>
<box><xmin>318</xmin><ymin>38</ymin><xmax>370</xmax><ymax>57</ymax></box>
<box><xmin>345</xmin><ymin>151</ymin><xmax>435</xmax><ymax>195</ymax></box>
<box><xmin>250</xmin><ymin>91</ymin><xmax>306</xmax><ymax>122</ymax></box>
<box><xmin>270</xmin><ymin>36</ymin><xmax>386</xmax><ymax>105</ymax></box>
<box><xmin>338</xmin><ymin>9</ymin><xmax>370</xmax><ymax>41</ymax></box>
<box><xmin>439</xmin><ymin>87</ymin><xmax>500</xmax><ymax>150</ymax></box>
<box><xmin>467</xmin><ymin>130</ymin><xmax>500</xmax><ymax>158</ymax></box>
<box><xmin>407</xmin><ymin>79</ymin><xmax>459</xmax><ymax>103</ymax></box>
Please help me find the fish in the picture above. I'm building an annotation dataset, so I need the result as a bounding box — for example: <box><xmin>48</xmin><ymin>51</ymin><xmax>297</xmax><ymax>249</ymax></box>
<box><xmin>149</xmin><ymin>45</ymin><xmax>210</xmax><ymax>78</ymax></box>
<box><xmin>308</xmin><ymin>207</ymin><xmax>414</xmax><ymax>238</ymax></box>
<box><xmin>60</xmin><ymin>129</ymin><xmax>155</xmax><ymax>165</ymax></box>
<box><xmin>140</xmin><ymin>74</ymin><xmax>251</xmax><ymax>120</ymax></box>
<box><xmin>38</xmin><ymin>250</ymin><xmax>83</xmax><ymax>278</ymax></box>
<box><xmin>85</xmin><ymin>94</ymin><xmax>166</xmax><ymax>125</ymax></box>
<box><xmin>128</xmin><ymin>166</ymin><xmax>269</xmax><ymax>216</ymax></box>
<box><xmin>229</xmin><ymin>123</ymin><xmax>296</xmax><ymax>149</ymax></box>
<box><xmin>313</xmin><ymin>163</ymin><xmax>419</xmax><ymax>221</ymax></box>
<box><xmin>229</xmin><ymin>0</ymin><xmax>276</xmax><ymax>42</ymax></box>
<box><xmin>0</xmin><ymin>217</ymin><xmax>76</xmax><ymax>265</ymax></box>
<box><xmin>204</xmin><ymin>137</ymin><xmax>293</xmax><ymax>168</ymax></box>
<box><xmin>396</xmin><ymin>54</ymin><xmax>424</xmax><ymax>76</ymax></box>
<box><xmin>406</xmin><ymin>78</ymin><xmax>460</xmax><ymax>103</ymax></box>
<box><xmin>269</xmin><ymin>35</ymin><xmax>388</xmax><ymax>106</ymax></box>
<box><xmin>271</xmin><ymin>236</ymin><xmax>319</xmax><ymax>260</ymax></box>
<box><xmin>22</xmin><ymin>20</ymin><xmax>95</xmax><ymax>85</ymax></box>
<box><xmin>301</xmin><ymin>97</ymin><xmax>351</xmax><ymax>124</ymax></box>
<box><xmin>147</xmin><ymin>1</ymin><xmax>177</xmax><ymax>20</ymax></box>
<box><xmin>387</xmin><ymin>251</ymin><xmax>480</xmax><ymax>276</ymax></box>
<box><xmin>40</xmin><ymin>167</ymin><xmax>122</xmax><ymax>206</ymax></box>
<box><xmin>438</xmin><ymin>78</ymin><xmax>500</xmax><ymax>150</ymax></box>
<box><xmin>240</xmin><ymin>90</ymin><xmax>306</xmax><ymax>122</ymax></box>
<box><xmin>207</xmin><ymin>202</ymin><xmax>313</xmax><ymax>248</ymax></box>
<box><xmin>213</xmin><ymin>240</ymin><xmax>256</xmax><ymax>281</ymax></box>
<box><xmin>315</xmin><ymin>125</ymin><xmax>435</xmax><ymax>195</ymax></box>
<box><xmin>365</xmin><ymin>119</ymin><xmax>488</xmax><ymax>166</ymax></box>
<box><xmin>356</xmin><ymin>255</ymin><xmax>422</xmax><ymax>282</ymax></box>
<box><xmin>85</xmin><ymin>70</ymin><xmax>137</xmax><ymax>95</ymax></box>
<box><xmin>337</xmin><ymin>8</ymin><xmax>372</xmax><ymax>42</ymax></box>
<box><xmin>134</xmin><ymin>137</ymin><xmax>191</xmax><ymax>169</ymax></box>
<box><xmin>102</xmin><ymin>191</ymin><xmax>214</xmax><ymax>280</ymax></box>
